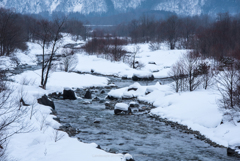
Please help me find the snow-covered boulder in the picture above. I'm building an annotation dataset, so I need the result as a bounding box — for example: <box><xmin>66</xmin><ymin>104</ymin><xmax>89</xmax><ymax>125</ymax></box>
<box><xmin>127</xmin><ymin>82</ymin><xmax>141</xmax><ymax>91</ymax></box>
<box><xmin>84</xmin><ymin>89</ymin><xmax>92</xmax><ymax>99</ymax></box>
<box><xmin>124</xmin><ymin>153</ymin><xmax>134</xmax><ymax>161</ymax></box>
<box><xmin>132</xmin><ymin>72</ymin><xmax>154</xmax><ymax>81</ymax></box>
<box><xmin>105</xmin><ymin>101</ymin><xmax>115</xmax><ymax>109</ymax></box>
<box><xmin>145</xmin><ymin>86</ymin><xmax>159</xmax><ymax>95</ymax></box>
<box><xmin>129</xmin><ymin>102</ymin><xmax>139</xmax><ymax>108</ymax></box>
<box><xmin>129</xmin><ymin>102</ymin><xmax>139</xmax><ymax>113</ymax></box>
<box><xmin>37</xmin><ymin>95</ymin><xmax>55</xmax><ymax>109</ymax></box>
<box><xmin>114</xmin><ymin>103</ymin><xmax>130</xmax><ymax>115</ymax></box>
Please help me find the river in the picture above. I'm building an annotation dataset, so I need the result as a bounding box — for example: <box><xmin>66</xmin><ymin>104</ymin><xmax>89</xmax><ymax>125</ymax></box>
<box><xmin>53</xmin><ymin>76</ymin><xmax>239</xmax><ymax>161</ymax></box>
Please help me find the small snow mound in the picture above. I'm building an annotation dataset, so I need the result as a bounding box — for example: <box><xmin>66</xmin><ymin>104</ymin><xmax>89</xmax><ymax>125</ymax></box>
<box><xmin>89</xmin><ymin>143</ymin><xmax>98</xmax><ymax>148</ymax></box>
<box><xmin>229</xmin><ymin>139</ymin><xmax>240</xmax><ymax>149</ymax></box>
<box><xmin>128</xmin><ymin>82</ymin><xmax>141</xmax><ymax>89</ymax></box>
<box><xmin>124</xmin><ymin>153</ymin><xmax>134</xmax><ymax>161</ymax></box>
<box><xmin>108</xmin><ymin>83</ymin><xmax>116</xmax><ymax>87</ymax></box>
<box><xmin>115</xmin><ymin>103</ymin><xmax>129</xmax><ymax>111</ymax></box>
<box><xmin>129</xmin><ymin>101</ymin><xmax>138</xmax><ymax>105</ymax></box>
<box><xmin>145</xmin><ymin>86</ymin><xmax>158</xmax><ymax>94</ymax></box>
<box><xmin>122</xmin><ymin>92</ymin><xmax>134</xmax><ymax>99</ymax></box>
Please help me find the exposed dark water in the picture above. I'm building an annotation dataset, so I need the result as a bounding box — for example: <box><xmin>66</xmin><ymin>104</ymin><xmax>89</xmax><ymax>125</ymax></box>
<box><xmin>54</xmin><ymin>77</ymin><xmax>239</xmax><ymax>161</ymax></box>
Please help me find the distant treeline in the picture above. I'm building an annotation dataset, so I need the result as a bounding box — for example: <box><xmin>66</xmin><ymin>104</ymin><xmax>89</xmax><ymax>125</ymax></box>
<box><xmin>0</xmin><ymin>7</ymin><xmax>88</xmax><ymax>56</ymax></box>
<box><xmin>1</xmin><ymin>6</ymin><xmax>240</xmax><ymax>62</ymax></box>
<box><xmin>94</xmin><ymin>12</ymin><xmax>240</xmax><ymax>61</ymax></box>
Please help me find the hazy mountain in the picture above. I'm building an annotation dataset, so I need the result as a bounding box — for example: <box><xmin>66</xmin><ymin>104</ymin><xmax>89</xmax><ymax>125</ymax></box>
<box><xmin>0</xmin><ymin>0</ymin><xmax>239</xmax><ymax>16</ymax></box>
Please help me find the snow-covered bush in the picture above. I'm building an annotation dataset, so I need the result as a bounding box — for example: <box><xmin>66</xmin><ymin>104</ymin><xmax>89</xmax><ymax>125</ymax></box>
<box><xmin>148</xmin><ymin>41</ymin><xmax>161</xmax><ymax>51</ymax></box>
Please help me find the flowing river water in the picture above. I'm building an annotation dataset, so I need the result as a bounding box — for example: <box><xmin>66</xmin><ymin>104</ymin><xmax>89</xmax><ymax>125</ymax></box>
<box><xmin>52</xmin><ymin>76</ymin><xmax>239</xmax><ymax>161</ymax></box>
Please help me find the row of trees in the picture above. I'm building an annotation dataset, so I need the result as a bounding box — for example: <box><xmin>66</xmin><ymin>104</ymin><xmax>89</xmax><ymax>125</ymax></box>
<box><xmin>0</xmin><ymin>7</ymin><xmax>90</xmax><ymax>90</ymax></box>
<box><xmin>107</xmin><ymin>14</ymin><xmax>213</xmax><ymax>49</ymax></box>
<box><xmin>196</xmin><ymin>12</ymin><xmax>240</xmax><ymax>60</ymax></box>
<box><xmin>0</xmin><ymin>7</ymin><xmax>88</xmax><ymax>57</ymax></box>
<box><xmin>83</xmin><ymin>35</ymin><xmax>128</xmax><ymax>62</ymax></box>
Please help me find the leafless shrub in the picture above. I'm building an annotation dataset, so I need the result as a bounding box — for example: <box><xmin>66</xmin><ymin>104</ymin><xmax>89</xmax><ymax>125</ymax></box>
<box><xmin>198</xmin><ymin>62</ymin><xmax>215</xmax><ymax>89</ymax></box>
<box><xmin>169</xmin><ymin>51</ymin><xmax>202</xmax><ymax>92</ymax></box>
<box><xmin>60</xmin><ymin>49</ymin><xmax>78</xmax><ymax>72</ymax></box>
<box><xmin>0</xmin><ymin>85</ymin><xmax>32</xmax><ymax>160</ymax></box>
<box><xmin>181</xmin><ymin>51</ymin><xmax>202</xmax><ymax>91</ymax></box>
<box><xmin>10</xmin><ymin>56</ymin><xmax>20</xmax><ymax>67</ymax></box>
<box><xmin>135</xmin><ymin>61</ymin><xmax>145</xmax><ymax>70</ymax></box>
<box><xmin>19</xmin><ymin>76</ymin><xmax>36</xmax><ymax>86</ymax></box>
<box><xmin>30</xmin><ymin>99</ymin><xmax>38</xmax><ymax>120</ymax></box>
<box><xmin>129</xmin><ymin>45</ymin><xmax>141</xmax><ymax>69</ymax></box>
<box><xmin>15</xmin><ymin>86</ymin><xmax>28</xmax><ymax>110</ymax></box>
<box><xmin>216</xmin><ymin>63</ymin><xmax>240</xmax><ymax>122</ymax></box>
<box><xmin>52</xmin><ymin>129</ymin><xmax>65</xmax><ymax>142</ymax></box>
<box><xmin>83</xmin><ymin>37</ymin><xmax>128</xmax><ymax>62</ymax></box>
<box><xmin>149</xmin><ymin>42</ymin><xmax>161</xmax><ymax>51</ymax></box>
<box><xmin>0</xmin><ymin>71</ymin><xmax>7</xmax><ymax>93</ymax></box>
<box><xmin>168</xmin><ymin>61</ymin><xmax>185</xmax><ymax>93</ymax></box>
<box><xmin>37</xmin><ymin>112</ymin><xmax>49</xmax><ymax>132</ymax></box>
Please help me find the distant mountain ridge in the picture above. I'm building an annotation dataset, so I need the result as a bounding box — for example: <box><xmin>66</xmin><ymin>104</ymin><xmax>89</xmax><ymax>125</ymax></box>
<box><xmin>0</xmin><ymin>0</ymin><xmax>239</xmax><ymax>16</ymax></box>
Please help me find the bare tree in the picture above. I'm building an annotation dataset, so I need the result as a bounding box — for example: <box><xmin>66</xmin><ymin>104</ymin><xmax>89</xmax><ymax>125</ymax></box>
<box><xmin>216</xmin><ymin>63</ymin><xmax>240</xmax><ymax>112</ymax></box>
<box><xmin>33</xmin><ymin>16</ymin><xmax>67</xmax><ymax>89</ymax></box>
<box><xmin>162</xmin><ymin>15</ymin><xmax>179</xmax><ymax>50</ymax></box>
<box><xmin>181</xmin><ymin>52</ymin><xmax>202</xmax><ymax>91</ymax></box>
<box><xmin>149</xmin><ymin>41</ymin><xmax>161</xmax><ymax>51</ymax></box>
<box><xmin>0</xmin><ymin>8</ymin><xmax>27</xmax><ymax>56</ymax></box>
<box><xmin>199</xmin><ymin>62</ymin><xmax>215</xmax><ymax>89</ymax></box>
<box><xmin>130</xmin><ymin>45</ymin><xmax>140</xmax><ymax>69</ymax></box>
<box><xmin>168</xmin><ymin>61</ymin><xmax>185</xmax><ymax>93</ymax></box>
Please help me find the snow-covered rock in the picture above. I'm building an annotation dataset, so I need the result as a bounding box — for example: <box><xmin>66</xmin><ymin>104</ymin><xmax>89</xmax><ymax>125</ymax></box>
<box><xmin>114</xmin><ymin>103</ymin><xmax>128</xmax><ymax>111</ymax></box>
<box><xmin>132</xmin><ymin>72</ymin><xmax>154</xmax><ymax>81</ymax></box>
<box><xmin>114</xmin><ymin>103</ymin><xmax>129</xmax><ymax>115</ymax></box>
<box><xmin>124</xmin><ymin>153</ymin><xmax>134</xmax><ymax>161</ymax></box>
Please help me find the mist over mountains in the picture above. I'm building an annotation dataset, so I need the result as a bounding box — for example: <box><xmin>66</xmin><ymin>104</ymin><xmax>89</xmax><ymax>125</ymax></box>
<box><xmin>1</xmin><ymin>0</ymin><xmax>240</xmax><ymax>25</ymax></box>
<box><xmin>1</xmin><ymin>0</ymin><xmax>239</xmax><ymax>16</ymax></box>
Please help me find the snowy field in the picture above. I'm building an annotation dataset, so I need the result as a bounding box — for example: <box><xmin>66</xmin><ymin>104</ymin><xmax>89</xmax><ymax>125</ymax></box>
<box><xmin>0</xmin><ymin>34</ymin><xmax>239</xmax><ymax>160</ymax></box>
<box><xmin>75</xmin><ymin>43</ymin><xmax>185</xmax><ymax>78</ymax></box>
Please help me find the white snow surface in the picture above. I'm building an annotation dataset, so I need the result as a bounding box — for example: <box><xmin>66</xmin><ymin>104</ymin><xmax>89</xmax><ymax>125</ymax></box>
<box><xmin>75</xmin><ymin>43</ymin><xmax>185</xmax><ymax>78</ymax></box>
<box><xmin>12</xmin><ymin>70</ymin><xmax>109</xmax><ymax>93</ymax></box>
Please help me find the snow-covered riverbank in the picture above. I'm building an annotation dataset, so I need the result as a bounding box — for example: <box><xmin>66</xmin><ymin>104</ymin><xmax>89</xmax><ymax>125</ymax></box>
<box><xmin>1</xmin><ymin>35</ymin><xmax>239</xmax><ymax>160</ymax></box>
